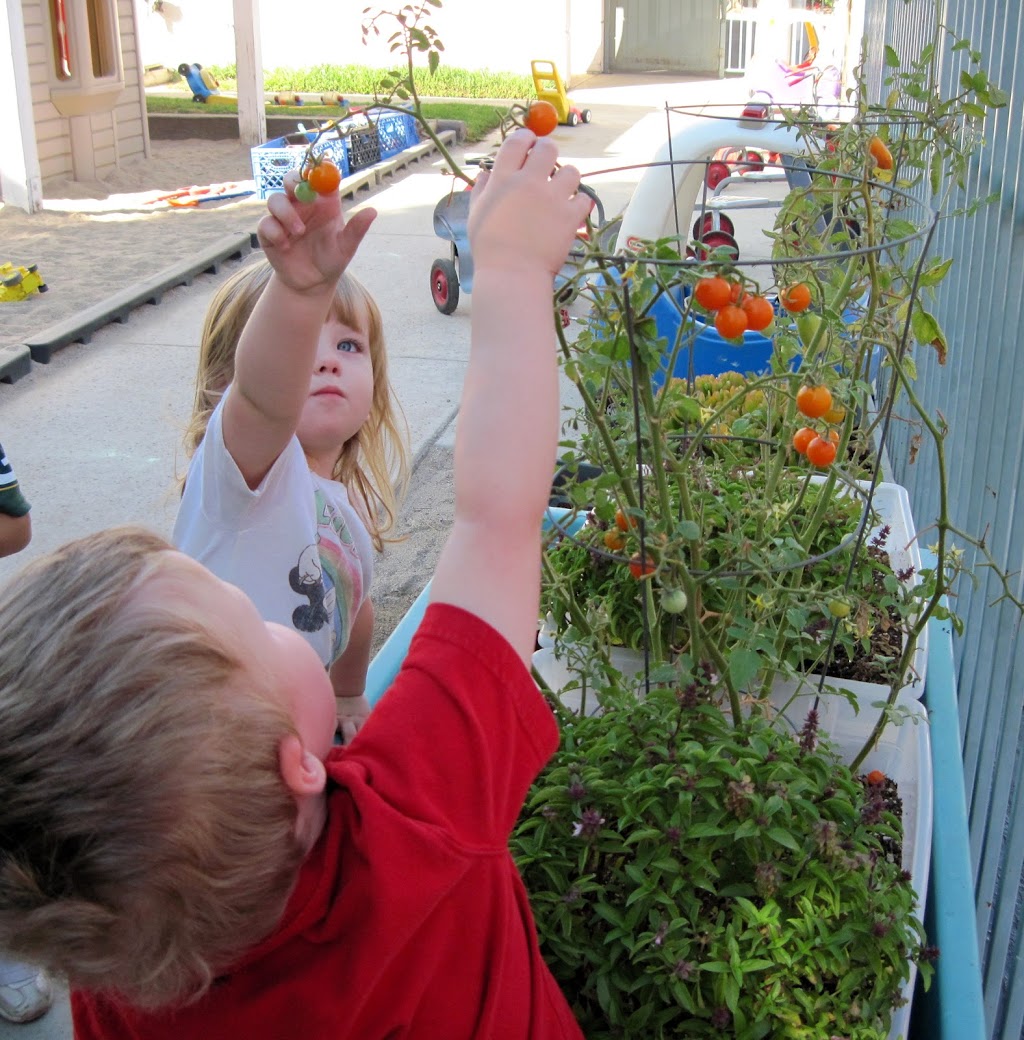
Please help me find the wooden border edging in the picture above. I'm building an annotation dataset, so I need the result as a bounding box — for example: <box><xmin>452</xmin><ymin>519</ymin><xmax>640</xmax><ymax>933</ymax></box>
<box><xmin>21</xmin><ymin>231</ymin><xmax>254</xmax><ymax>366</ymax></box>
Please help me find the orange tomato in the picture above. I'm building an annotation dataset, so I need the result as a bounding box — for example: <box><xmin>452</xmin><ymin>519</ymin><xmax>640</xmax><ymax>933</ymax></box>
<box><xmin>868</xmin><ymin>135</ymin><xmax>894</xmax><ymax>171</ymax></box>
<box><xmin>741</xmin><ymin>294</ymin><xmax>775</xmax><ymax>332</ymax></box>
<box><xmin>614</xmin><ymin>508</ymin><xmax>636</xmax><ymax>533</ymax></box>
<box><xmin>780</xmin><ymin>283</ymin><xmax>812</xmax><ymax>313</ymax></box>
<box><xmin>714</xmin><ymin>304</ymin><xmax>748</xmax><ymax>340</ymax></box>
<box><xmin>628</xmin><ymin>552</ymin><xmax>656</xmax><ymax>579</ymax></box>
<box><xmin>792</xmin><ymin>426</ymin><xmax>817</xmax><ymax>455</ymax></box>
<box><xmin>524</xmin><ymin>100</ymin><xmax>559</xmax><ymax>137</ymax></box>
<box><xmin>806</xmin><ymin>435</ymin><xmax>838</xmax><ymax>467</ymax></box>
<box><xmin>603</xmin><ymin>529</ymin><xmax>626</xmax><ymax>552</ymax></box>
<box><xmin>823</xmin><ymin>404</ymin><xmax>847</xmax><ymax>425</ymax></box>
<box><xmin>796</xmin><ymin>383</ymin><xmax>833</xmax><ymax>419</ymax></box>
<box><xmin>307</xmin><ymin>159</ymin><xmax>341</xmax><ymax>195</ymax></box>
<box><xmin>693</xmin><ymin>276</ymin><xmax>733</xmax><ymax>311</ymax></box>
<box><xmin>729</xmin><ymin>281</ymin><xmax>745</xmax><ymax>304</ymax></box>
<box><xmin>866</xmin><ymin>769</ymin><xmax>887</xmax><ymax>786</ymax></box>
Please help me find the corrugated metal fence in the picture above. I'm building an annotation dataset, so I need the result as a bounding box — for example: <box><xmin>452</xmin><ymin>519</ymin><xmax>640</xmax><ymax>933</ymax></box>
<box><xmin>862</xmin><ymin>2</ymin><xmax>1024</xmax><ymax>1037</ymax></box>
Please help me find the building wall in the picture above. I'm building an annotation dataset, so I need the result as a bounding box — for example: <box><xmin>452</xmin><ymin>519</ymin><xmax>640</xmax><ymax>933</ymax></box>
<box><xmin>24</xmin><ymin>0</ymin><xmax>147</xmax><ymax>184</ymax></box>
<box><xmin>137</xmin><ymin>0</ymin><xmax>604</xmax><ymax>83</ymax></box>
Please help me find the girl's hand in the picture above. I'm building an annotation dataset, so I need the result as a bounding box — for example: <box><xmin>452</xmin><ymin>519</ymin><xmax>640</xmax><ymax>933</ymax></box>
<box><xmin>467</xmin><ymin>130</ymin><xmax>593</xmax><ymax>284</ymax></box>
<box><xmin>255</xmin><ymin>171</ymin><xmax>377</xmax><ymax>296</ymax></box>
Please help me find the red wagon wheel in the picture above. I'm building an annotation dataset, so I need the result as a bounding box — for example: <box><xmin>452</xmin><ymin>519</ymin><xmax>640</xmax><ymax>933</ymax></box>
<box><xmin>693</xmin><ymin>230</ymin><xmax>740</xmax><ymax>263</ymax></box>
<box><xmin>429</xmin><ymin>258</ymin><xmax>459</xmax><ymax>315</ymax></box>
<box><xmin>705</xmin><ymin>161</ymin><xmax>731</xmax><ymax>190</ymax></box>
<box><xmin>691</xmin><ymin>212</ymin><xmax>736</xmax><ymax>241</ymax></box>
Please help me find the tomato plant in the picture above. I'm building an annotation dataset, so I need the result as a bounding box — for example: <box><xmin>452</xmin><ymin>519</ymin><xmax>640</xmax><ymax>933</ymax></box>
<box><xmin>524</xmin><ymin>99</ymin><xmax>559</xmax><ymax>137</ymax></box>
<box><xmin>780</xmin><ymin>283</ymin><xmax>812</xmax><ymax>313</ymax></box>
<box><xmin>714</xmin><ymin>304</ymin><xmax>748</xmax><ymax>340</ymax></box>
<box><xmin>792</xmin><ymin>426</ymin><xmax>817</xmax><ymax>455</ymax></box>
<box><xmin>741</xmin><ymin>294</ymin><xmax>775</xmax><ymax>332</ymax></box>
<box><xmin>796</xmin><ymin>383</ymin><xmax>833</xmax><ymax>419</ymax></box>
<box><xmin>693</xmin><ymin>276</ymin><xmax>732</xmax><ymax>311</ymax></box>
<box><xmin>307</xmin><ymin>159</ymin><xmax>342</xmax><ymax>195</ymax></box>
<box><xmin>806</xmin><ymin>435</ymin><xmax>838</xmax><ymax>467</ymax></box>
<box><xmin>868</xmin><ymin>135</ymin><xmax>894</xmax><ymax>171</ymax></box>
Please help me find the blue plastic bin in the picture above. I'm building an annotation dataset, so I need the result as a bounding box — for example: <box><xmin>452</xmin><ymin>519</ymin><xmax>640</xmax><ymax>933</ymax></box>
<box><xmin>249</xmin><ymin>130</ymin><xmax>350</xmax><ymax>200</ymax></box>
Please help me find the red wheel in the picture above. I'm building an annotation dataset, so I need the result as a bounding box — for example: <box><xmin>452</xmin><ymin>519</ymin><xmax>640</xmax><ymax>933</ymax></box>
<box><xmin>705</xmin><ymin>161</ymin><xmax>730</xmax><ymax>190</ymax></box>
<box><xmin>742</xmin><ymin>149</ymin><xmax>765</xmax><ymax>172</ymax></box>
<box><xmin>691</xmin><ymin>212</ymin><xmax>736</xmax><ymax>240</ymax></box>
<box><xmin>430</xmin><ymin>258</ymin><xmax>459</xmax><ymax>315</ymax></box>
<box><xmin>693</xmin><ymin>230</ymin><xmax>739</xmax><ymax>262</ymax></box>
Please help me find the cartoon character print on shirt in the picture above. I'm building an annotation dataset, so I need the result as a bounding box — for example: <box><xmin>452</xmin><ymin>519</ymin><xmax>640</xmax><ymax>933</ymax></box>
<box><xmin>287</xmin><ymin>488</ymin><xmax>365</xmax><ymax>664</ymax></box>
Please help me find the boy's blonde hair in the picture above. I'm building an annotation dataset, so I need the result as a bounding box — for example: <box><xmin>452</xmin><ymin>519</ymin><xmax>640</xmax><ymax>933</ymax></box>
<box><xmin>0</xmin><ymin>527</ymin><xmax>306</xmax><ymax>1008</ymax></box>
<box><xmin>184</xmin><ymin>259</ymin><xmax>410</xmax><ymax>551</ymax></box>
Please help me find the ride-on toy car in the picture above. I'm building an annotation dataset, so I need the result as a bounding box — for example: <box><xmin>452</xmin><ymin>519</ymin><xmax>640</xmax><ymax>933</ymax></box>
<box><xmin>531</xmin><ymin>60</ymin><xmax>591</xmax><ymax>126</ymax></box>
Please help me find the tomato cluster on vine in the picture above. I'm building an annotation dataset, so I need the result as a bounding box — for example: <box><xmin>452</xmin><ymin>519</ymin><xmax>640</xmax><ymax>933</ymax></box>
<box><xmin>791</xmin><ymin>383</ymin><xmax>845</xmax><ymax>468</ymax></box>
<box><xmin>692</xmin><ymin>276</ymin><xmax>782</xmax><ymax>340</ymax></box>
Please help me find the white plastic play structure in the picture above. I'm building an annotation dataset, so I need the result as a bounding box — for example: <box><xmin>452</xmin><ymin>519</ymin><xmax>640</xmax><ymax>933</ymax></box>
<box><xmin>615</xmin><ymin>107</ymin><xmax>813</xmax><ymax>252</ymax></box>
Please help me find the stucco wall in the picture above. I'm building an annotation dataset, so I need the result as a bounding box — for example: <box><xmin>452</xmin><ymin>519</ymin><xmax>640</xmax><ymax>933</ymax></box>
<box><xmin>137</xmin><ymin>0</ymin><xmax>604</xmax><ymax>83</ymax></box>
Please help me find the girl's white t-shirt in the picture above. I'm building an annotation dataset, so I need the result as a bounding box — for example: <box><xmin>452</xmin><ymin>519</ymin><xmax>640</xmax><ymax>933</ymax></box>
<box><xmin>172</xmin><ymin>394</ymin><xmax>374</xmax><ymax>667</ymax></box>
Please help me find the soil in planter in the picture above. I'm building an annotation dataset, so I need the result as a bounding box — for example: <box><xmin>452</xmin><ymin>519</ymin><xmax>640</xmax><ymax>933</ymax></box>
<box><xmin>805</xmin><ymin>545</ymin><xmax>906</xmax><ymax>685</ymax></box>
<box><xmin>859</xmin><ymin>771</ymin><xmax>904</xmax><ymax>865</ymax></box>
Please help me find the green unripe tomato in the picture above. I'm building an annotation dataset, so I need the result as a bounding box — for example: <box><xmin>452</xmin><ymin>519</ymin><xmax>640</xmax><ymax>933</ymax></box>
<box><xmin>294</xmin><ymin>180</ymin><xmax>317</xmax><ymax>204</ymax></box>
<box><xmin>661</xmin><ymin>588</ymin><xmax>689</xmax><ymax>614</ymax></box>
<box><xmin>796</xmin><ymin>313</ymin><xmax>824</xmax><ymax>351</ymax></box>
<box><xmin>827</xmin><ymin>598</ymin><xmax>852</xmax><ymax>619</ymax></box>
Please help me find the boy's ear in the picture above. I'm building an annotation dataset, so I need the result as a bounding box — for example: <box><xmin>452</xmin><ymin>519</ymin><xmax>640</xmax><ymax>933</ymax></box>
<box><xmin>278</xmin><ymin>733</ymin><xmax>327</xmax><ymax>797</ymax></box>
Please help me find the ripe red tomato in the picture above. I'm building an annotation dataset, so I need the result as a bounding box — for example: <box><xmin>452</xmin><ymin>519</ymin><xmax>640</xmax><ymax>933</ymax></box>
<box><xmin>614</xmin><ymin>508</ymin><xmax>636</xmax><ymax>533</ymax></box>
<box><xmin>628</xmin><ymin>552</ymin><xmax>656</xmax><ymax>579</ymax></box>
<box><xmin>693</xmin><ymin>276</ymin><xmax>732</xmax><ymax>311</ymax></box>
<box><xmin>796</xmin><ymin>383</ymin><xmax>833</xmax><ymax>419</ymax></box>
<box><xmin>524</xmin><ymin>100</ymin><xmax>559</xmax><ymax>137</ymax></box>
<box><xmin>728</xmin><ymin>281</ymin><xmax>745</xmax><ymax>305</ymax></box>
<box><xmin>780</xmin><ymin>283</ymin><xmax>812</xmax><ymax>313</ymax></box>
<box><xmin>714</xmin><ymin>304</ymin><xmax>748</xmax><ymax>340</ymax></box>
<box><xmin>806</xmin><ymin>434</ymin><xmax>838</xmax><ymax>467</ymax></box>
<box><xmin>792</xmin><ymin>426</ymin><xmax>816</xmax><ymax>455</ymax></box>
<box><xmin>868</xmin><ymin>135</ymin><xmax>894</xmax><ymax>171</ymax></box>
<box><xmin>866</xmin><ymin>769</ymin><xmax>887</xmax><ymax>786</ymax></box>
<box><xmin>307</xmin><ymin>160</ymin><xmax>341</xmax><ymax>195</ymax></box>
<box><xmin>741</xmin><ymin>294</ymin><xmax>775</xmax><ymax>332</ymax></box>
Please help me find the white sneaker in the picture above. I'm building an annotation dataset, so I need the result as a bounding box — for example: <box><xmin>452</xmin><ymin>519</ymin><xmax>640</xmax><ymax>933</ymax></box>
<box><xmin>0</xmin><ymin>961</ymin><xmax>53</xmax><ymax>1024</ymax></box>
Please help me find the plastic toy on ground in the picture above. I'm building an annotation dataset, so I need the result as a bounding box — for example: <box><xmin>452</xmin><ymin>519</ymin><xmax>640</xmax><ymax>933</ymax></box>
<box><xmin>177</xmin><ymin>62</ymin><xmax>219</xmax><ymax>103</ymax></box>
<box><xmin>531</xmin><ymin>60</ymin><xmax>591</xmax><ymax>127</ymax></box>
<box><xmin>0</xmin><ymin>263</ymin><xmax>47</xmax><ymax>303</ymax></box>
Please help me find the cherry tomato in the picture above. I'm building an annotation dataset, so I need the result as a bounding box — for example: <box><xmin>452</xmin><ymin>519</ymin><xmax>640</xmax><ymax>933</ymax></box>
<box><xmin>628</xmin><ymin>552</ymin><xmax>656</xmax><ymax>579</ymax></box>
<box><xmin>792</xmin><ymin>426</ymin><xmax>817</xmax><ymax>455</ymax></box>
<box><xmin>603</xmin><ymin>529</ymin><xmax>626</xmax><ymax>552</ymax></box>
<box><xmin>614</xmin><ymin>508</ymin><xmax>636</xmax><ymax>533</ymax></box>
<box><xmin>728</xmin><ymin>281</ymin><xmax>745</xmax><ymax>304</ymax></box>
<box><xmin>780</xmin><ymin>283</ymin><xmax>812</xmax><ymax>312</ymax></box>
<box><xmin>796</xmin><ymin>383</ymin><xmax>833</xmax><ymax>419</ymax></box>
<box><xmin>693</xmin><ymin>276</ymin><xmax>732</xmax><ymax>311</ymax></box>
<box><xmin>828</xmin><ymin>598</ymin><xmax>852</xmax><ymax>619</ymax></box>
<box><xmin>524</xmin><ymin>99</ymin><xmax>559</xmax><ymax>137</ymax></box>
<box><xmin>294</xmin><ymin>180</ymin><xmax>317</xmax><ymax>204</ymax></box>
<box><xmin>868</xmin><ymin>135</ymin><xmax>894</xmax><ymax>171</ymax></box>
<box><xmin>714</xmin><ymin>304</ymin><xmax>748</xmax><ymax>340</ymax></box>
<box><xmin>307</xmin><ymin>160</ymin><xmax>342</xmax><ymax>195</ymax></box>
<box><xmin>806</xmin><ymin>434</ymin><xmax>838</xmax><ymax>467</ymax></box>
<box><xmin>741</xmin><ymin>294</ymin><xmax>775</xmax><ymax>332</ymax></box>
<box><xmin>661</xmin><ymin>588</ymin><xmax>689</xmax><ymax>613</ymax></box>
<box><xmin>823</xmin><ymin>404</ymin><xmax>847</xmax><ymax>424</ymax></box>
<box><xmin>866</xmin><ymin>769</ymin><xmax>887</xmax><ymax>786</ymax></box>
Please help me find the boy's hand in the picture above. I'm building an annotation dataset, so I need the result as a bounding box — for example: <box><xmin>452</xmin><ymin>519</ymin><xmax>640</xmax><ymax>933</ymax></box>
<box><xmin>336</xmin><ymin>694</ymin><xmax>372</xmax><ymax>745</ymax></box>
<box><xmin>467</xmin><ymin>130</ymin><xmax>593</xmax><ymax>283</ymax></box>
<box><xmin>255</xmin><ymin>172</ymin><xmax>377</xmax><ymax>296</ymax></box>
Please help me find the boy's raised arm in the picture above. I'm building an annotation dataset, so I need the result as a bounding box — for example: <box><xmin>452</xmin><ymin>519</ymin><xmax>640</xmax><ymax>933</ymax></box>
<box><xmin>429</xmin><ymin>131</ymin><xmax>592</xmax><ymax>665</ymax></box>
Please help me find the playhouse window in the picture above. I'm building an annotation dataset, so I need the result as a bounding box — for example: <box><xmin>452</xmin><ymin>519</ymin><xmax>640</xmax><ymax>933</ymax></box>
<box><xmin>86</xmin><ymin>0</ymin><xmax>116</xmax><ymax>77</ymax></box>
<box><xmin>49</xmin><ymin>0</ymin><xmax>119</xmax><ymax>82</ymax></box>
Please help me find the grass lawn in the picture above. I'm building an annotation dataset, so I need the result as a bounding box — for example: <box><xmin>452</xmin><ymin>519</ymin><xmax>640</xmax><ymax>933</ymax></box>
<box><xmin>146</xmin><ymin>95</ymin><xmax>505</xmax><ymax>142</ymax></box>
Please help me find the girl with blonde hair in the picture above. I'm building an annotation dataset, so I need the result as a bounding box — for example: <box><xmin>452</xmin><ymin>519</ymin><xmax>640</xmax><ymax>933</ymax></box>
<box><xmin>174</xmin><ymin>230</ymin><xmax>409</xmax><ymax>739</ymax></box>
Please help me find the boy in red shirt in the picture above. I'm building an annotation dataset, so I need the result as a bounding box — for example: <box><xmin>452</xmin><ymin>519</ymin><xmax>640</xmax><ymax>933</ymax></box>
<box><xmin>0</xmin><ymin>129</ymin><xmax>591</xmax><ymax>1039</ymax></box>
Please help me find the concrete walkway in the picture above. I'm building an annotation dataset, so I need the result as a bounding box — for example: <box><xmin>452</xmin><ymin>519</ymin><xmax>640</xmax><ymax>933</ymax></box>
<box><xmin>0</xmin><ymin>72</ymin><xmax>756</xmax><ymax>1038</ymax></box>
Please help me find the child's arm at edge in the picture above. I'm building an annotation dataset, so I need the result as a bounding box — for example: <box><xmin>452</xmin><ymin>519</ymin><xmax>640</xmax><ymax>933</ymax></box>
<box><xmin>331</xmin><ymin>596</ymin><xmax>374</xmax><ymax>742</ymax></box>
<box><xmin>223</xmin><ymin>177</ymin><xmax>376</xmax><ymax>489</ymax></box>
<box><xmin>429</xmin><ymin>132</ymin><xmax>592</xmax><ymax>667</ymax></box>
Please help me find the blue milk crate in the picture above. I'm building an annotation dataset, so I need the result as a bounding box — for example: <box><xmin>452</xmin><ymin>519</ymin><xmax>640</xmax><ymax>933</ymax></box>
<box><xmin>250</xmin><ymin>130</ymin><xmax>350</xmax><ymax>200</ymax></box>
<box><xmin>371</xmin><ymin>108</ymin><xmax>419</xmax><ymax>160</ymax></box>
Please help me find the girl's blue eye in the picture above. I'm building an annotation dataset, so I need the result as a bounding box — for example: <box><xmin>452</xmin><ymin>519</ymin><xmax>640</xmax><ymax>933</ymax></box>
<box><xmin>336</xmin><ymin>339</ymin><xmax>359</xmax><ymax>353</ymax></box>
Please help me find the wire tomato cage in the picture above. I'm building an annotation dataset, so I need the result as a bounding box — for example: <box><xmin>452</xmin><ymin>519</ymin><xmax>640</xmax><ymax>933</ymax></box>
<box><xmin>543</xmin><ymin>104</ymin><xmax>940</xmax><ymax>710</ymax></box>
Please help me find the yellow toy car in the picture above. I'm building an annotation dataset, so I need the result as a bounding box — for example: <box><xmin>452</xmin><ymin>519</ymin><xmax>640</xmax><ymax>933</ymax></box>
<box><xmin>0</xmin><ymin>263</ymin><xmax>47</xmax><ymax>302</ymax></box>
<box><xmin>531</xmin><ymin>60</ymin><xmax>591</xmax><ymax>126</ymax></box>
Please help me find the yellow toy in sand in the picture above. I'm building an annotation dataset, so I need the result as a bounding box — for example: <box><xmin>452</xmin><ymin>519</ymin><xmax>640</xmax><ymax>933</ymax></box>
<box><xmin>0</xmin><ymin>263</ymin><xmax>47</xmax><ymax>303</ymax></box>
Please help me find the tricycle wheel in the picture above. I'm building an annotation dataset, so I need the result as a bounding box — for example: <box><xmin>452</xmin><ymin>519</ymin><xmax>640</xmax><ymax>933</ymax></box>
<box><xmin>430</xmin><ymin>258</ymin><xmax>459</xmax><ymax>315</ymax></box>
<box><xmin>705</xmin><ymin>161</ymin><xmax>730</xmax><ymax>190</ymax></box>
<box><xmin>567</xmin><ymin>110</ymin><xmax>580</xmax><ymax>127</ymax></box>
<box><xmin>691</xmin><ymin>212</ymin><xmax>735</xmax><ymax>241</ymax></box>
<box><xmin>581</xmin><ymin>109</ymin><xmax>592</xmax><ymax>123</ymax></box>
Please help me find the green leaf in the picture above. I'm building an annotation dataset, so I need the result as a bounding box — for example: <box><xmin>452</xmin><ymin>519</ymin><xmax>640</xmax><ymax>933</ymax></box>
<box><xmin>919</xmin><ymin>257</ymin><xmax>954</xmax><ymax>287</ymax></box>
<box><xmin>884</xmin><ymin>45</ymin><xmax>900</xmax><ymax>68</ymax></box>
<box><xmin>728</xmin><ymin>648</ymin><xmax>762</xmax><ymax>689</ymax></box>
<box><xmin>767</xmin><ymin>827</ymin><xmax>802</xmax><ymax>851</ymax></box>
